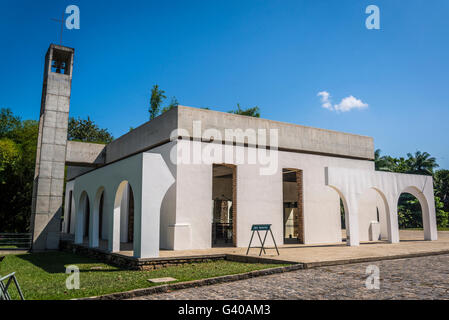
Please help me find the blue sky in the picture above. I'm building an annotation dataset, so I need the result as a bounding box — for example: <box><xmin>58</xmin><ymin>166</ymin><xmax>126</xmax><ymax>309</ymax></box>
<box><xmin>0</xmin><ymin>0</ymin><xmax>448</xmax><ymax>169</ymax></box>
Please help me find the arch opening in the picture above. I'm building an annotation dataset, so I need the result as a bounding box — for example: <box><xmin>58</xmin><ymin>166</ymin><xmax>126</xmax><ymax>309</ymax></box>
<box><xmin>327</xmin><ymin>186</ymin><xmax>350</xmax><ymax>244</ymax></box>
<box><xmin>75</xmin><ymin>191</ymin><xmax>90</xmax><ymax>244</ymax></box>
<box><xmin>113</xmin><ymin>181</ymin><xmax>135</xmax><ymax>254</ymax></box>
<box><xmin>357</xmin><ymin>188</ymin><xmax>391</xmax><ymax>242</ymax></box>
<box><xmin>397</xmin><ymin>187</ymin><xmax>427</xmax><ymax>241</ymax></box>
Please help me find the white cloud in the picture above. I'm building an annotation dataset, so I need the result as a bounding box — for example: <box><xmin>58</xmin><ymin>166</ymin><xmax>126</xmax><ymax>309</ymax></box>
<box><xmin>317</xmin><ymin>91</ymin><xmax>332</xmax><ymax>110</ymax></box>
<box><xmin>334</xmin><ymin>95</ymin><xmax>368</xmax><ymax>112</ymax></box>
<box><xmin>317</xmin><ymin>91</ymin><xmax>368</xmax><ymax>112</ymax></box>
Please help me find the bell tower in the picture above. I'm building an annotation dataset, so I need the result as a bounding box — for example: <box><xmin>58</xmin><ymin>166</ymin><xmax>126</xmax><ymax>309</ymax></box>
<box><xmin>30</xmin><ymin>44</ymin><xmax>74</xmax><ymax>250</ymax></box>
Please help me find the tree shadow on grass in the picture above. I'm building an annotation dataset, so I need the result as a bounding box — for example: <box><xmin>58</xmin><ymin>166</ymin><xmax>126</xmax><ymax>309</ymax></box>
<box><xmin>14</xmin><ymin>251</ymin><xmax>120</xmax><ymax>274</ymax></box>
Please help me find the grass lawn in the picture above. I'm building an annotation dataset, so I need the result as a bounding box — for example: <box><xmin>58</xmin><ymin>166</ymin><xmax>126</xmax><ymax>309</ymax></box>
<box><xmin>401</xmin><ymin>228</ymin><xmax>449</xmax><ymax>231</ymax></box>
<box><xmin>0</xmin><ymin>252</ymin><xmax>285</xmax><ymax>300</ymax></box>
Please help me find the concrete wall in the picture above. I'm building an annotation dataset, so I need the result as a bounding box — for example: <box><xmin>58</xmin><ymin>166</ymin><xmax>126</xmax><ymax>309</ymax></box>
<box><xmin>177</xmin><ymin>106</ymin><xmax>374</xmax><ymax>160</ymax></box>
<box><xmin>65</xmin><ymin>141</ymin><xmax>105</xmax><ymax>165</ymax></box>
<box><xmin>104</xmin><ymin>109</ymin><xmax>178</xmax><ymax>164</ymax></box>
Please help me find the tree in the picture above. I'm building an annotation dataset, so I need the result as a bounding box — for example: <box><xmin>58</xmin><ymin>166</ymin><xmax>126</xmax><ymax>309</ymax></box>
<box><xmin>435</xmin><ymin>196</ymin><xmax>449</xmax><ymax>228</ymax></box>
<box><xmin>229</xmin><ymin>104</ymin><xmax>261</xmax><ymax>117</ymax></box>
<box><xmin>397</xmin><ymin>193</ymin><xmax>422</xmax><ymax>228</ymax></box>
<box><xmin>160</xmin><ymin>96</ymin><xmax>179</xmax><ymax>114</ymax></box>
<box><xmin>68</xmin><ymin>117</ymin><xmax>114</xmax><ymax>144</ymax></box>
<box><xmin>406</xmin><ymin>151</ymin><xmax>439</xmax><ymax>175</ymax></box>
<box><xmin>149</xmin><ymin>85</ymin><xmax>166</xmax><ymax>120</ymax></box>
<box><xmin>374</xmin><ymin>149</ymin><xmax>395</xmax><ymax>171</ymax></box>
<box><xmin>0</xmin><ymin>113</ymin><xmax>38</xmax><ymax>233</ymax></box>
<box><xmin>435</xmin><ymin>169</ymin><xmax>449</xmax><ymax>213</ymax></box>
<box><xmin>0</xmin><ymin>138</ymin><xmax>20</xmax><ymax>183</ymax></box>
<box><xmin>0</xmin><ymin>108</ymin><xmax>20</xmax><ymax>138</ymax></box>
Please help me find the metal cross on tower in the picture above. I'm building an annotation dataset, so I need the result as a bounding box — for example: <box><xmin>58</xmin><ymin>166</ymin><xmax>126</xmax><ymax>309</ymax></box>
<box><xmin>51</xmin><ymin>12</ymin><xmax>65</xmax><ymax>45</ymax></box>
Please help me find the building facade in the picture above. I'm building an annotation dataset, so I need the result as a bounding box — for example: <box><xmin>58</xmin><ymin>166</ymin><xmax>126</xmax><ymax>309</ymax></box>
<box><xmin>30</xmin><ymin>45</ymin><xmax>437</xmax><ymax>259</ymax></box>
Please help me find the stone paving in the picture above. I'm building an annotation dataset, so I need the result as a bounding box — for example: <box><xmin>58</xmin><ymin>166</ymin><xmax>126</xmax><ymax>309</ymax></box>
<box><xmin>132</xmin><ymin>254</ymin><xmax>449</xmax><ymax>300</ymax></box>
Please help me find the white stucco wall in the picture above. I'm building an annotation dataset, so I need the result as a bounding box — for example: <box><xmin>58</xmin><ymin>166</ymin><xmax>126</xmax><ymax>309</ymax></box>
<box><xmin>174</xmin><ymin>140</ymin><xmax>376</xmax><ymax>250</ymax></box>
<box><xmin>64</xmin><ymin>139</ymin><xmax>436</xmax><ymax>255</ymax></box>
<box><xmin>66</xmin><ymin>147</ymin><xmax>175</xmax><ymax>258</ymax></box>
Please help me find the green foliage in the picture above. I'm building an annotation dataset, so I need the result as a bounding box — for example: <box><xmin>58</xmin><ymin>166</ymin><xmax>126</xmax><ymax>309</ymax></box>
<box><xmin>0</xmin><ymin>108</ymin><xmax>20</xmax><ymax>137</ymax></box>
<box><xmin>68</xmin><ymin>117</ymin><xmax>114</xmax><ymax>144</ymax></box>
<box><xmin>0</xmin><ymin>109</ymin><xmax>38</xmax><ymax>232</ymax></box>
<box><xmin>374</xmin><ymin>149</ymin><xmax>438</xmax><ymax>175</ymax></box>
<box><xmin>435</xmin><ymin>196</ymin><xmax>449</xmax><ymax>228</ymax></box>
<box><xmin>0</xmin><ymin>108</ymin><xmax>112</xmax><ymax>233</ymax></box>
<box><xmin>0</xmin><ymin>138</ymin><xmax>20</xmax><ymax>180</ymax></box>
<box><xmin>228</xmin><ymin>104</ymin><xmax>261</xmax><ymax>117</ymax></box>
<box><xmin>397</xmin><ymin>193</ymin><xmax>422</xmax><ymax>228</ymax></box>
<box><xmin>435</xmin><ymin>169</ymin><xmax>449</xmax><ymax>213</ymax></box>
<box><xmin>149</xmin><ymin>84</ymin><xmax>167</xmax><ymax>120</ymax></box>
<box><xmin>160</xmin><ymin>96</ymin><xmax>179</xmax><ymax>114</ymax></box>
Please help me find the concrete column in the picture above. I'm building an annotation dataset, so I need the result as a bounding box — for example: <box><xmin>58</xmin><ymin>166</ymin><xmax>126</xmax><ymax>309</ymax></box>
<box><xmin>31</xmin><ymin>44</ymin><xmax>74</xmax><ymax>250</ymax></box>
<box><xmin>74</xmin><ymin>200</ymin><xmax>84</xmax><ymax>244</ymax></box>
<box><xmin>346</xmin><ymin>194</ymin><xmax>360</xmax><ymax>246</ymax></box>
<box><xmin>109</xmin><ymin>188</ymin><xmax>121</xmax><ymax>253</ymax></box>
<box><xmin>416</xmin><ymin>191</ymin><xmax>437</xmax><ymax>241</ymax></box>
<box><xmin>386</xmin><ymin>198</ymin><xmax>400</xmax><ymax>243</ymax></box>
<box><xmin>88</xmin><ymin>194</ymin><xmax>99</xmax><ymax>248</ymax></box>
<box><xmin>134</xmin><ymin>153</ymin><xmax>175</xmax><ymax>258</ymax></box>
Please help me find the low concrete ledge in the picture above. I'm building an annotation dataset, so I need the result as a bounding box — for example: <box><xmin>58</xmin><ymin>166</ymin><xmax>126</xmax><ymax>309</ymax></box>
<box><xmin>77</xmin><ymin>263</ymin><xmax>305</xmax><ymax>300</ymax></box>
<box><xmin>225</xmin><ymin>254</ymin><xmax>297</xmax><ymax>265</ymax></box>
<box><xmin>60</xmin><ymin>240</ymin><xmax>227</xmax><ymax>270</ymax></box>
<box><xmin>301</xmin><ymin>249</ymin><xmax>449</xmax><ymax>269</ymax></box>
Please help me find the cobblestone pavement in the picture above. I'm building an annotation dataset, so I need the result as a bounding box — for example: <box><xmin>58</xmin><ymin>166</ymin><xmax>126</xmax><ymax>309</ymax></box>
<box><xmin>132</xmin><ymin>254</ymin><xmax>449</xmax><ymax>300</ymax></box>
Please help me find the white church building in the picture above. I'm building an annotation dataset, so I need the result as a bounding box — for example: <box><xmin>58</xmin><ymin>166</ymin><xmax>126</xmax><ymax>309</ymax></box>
<box><xmin>62</xmin><ymin>106</ymin><xmax>437</xmax><ymax>259</ymax></box>
<box><xmin>30</xmin><ymin>45</ymin><xmax>437</xmax><ymax>259</ymax></box>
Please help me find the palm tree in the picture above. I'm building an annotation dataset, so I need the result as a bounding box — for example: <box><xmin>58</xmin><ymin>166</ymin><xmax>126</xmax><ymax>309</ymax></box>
<box><xmin>406</xmin><ymin>151</ymin><xmax>439</xmax><ymax>175</ymax></box>
<box><xmin>374</xmin><ymin>149</ymin><xmax>394</xmax><ymax>172</ymax></box>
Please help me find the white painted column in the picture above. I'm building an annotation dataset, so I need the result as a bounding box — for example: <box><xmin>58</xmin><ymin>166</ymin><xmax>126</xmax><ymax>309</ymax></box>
<box><xmin>74</xmin><ymin>204</ymin><xmax>84</xmax><ymax>244</ymax></box>
<box><xmin>88</xmin><ymin>196</ymin><xmax>99</xmax><ymax>248</ymax></box>
<box><xmin>108</xmin><ymin>193</ymin><xmax>121</xmax><ymax>253</ymax></box>
<box><xmin>346</xmin><ymin>194</ymin><xmax>360</xmax><ymax>246</ymax></box>
<box><xmin>386</xmin><ymin>197</ymin><xmax>400</xmax><ymax>243</ymax></box>
<box><xmin>418</xmin><ymin>191</ymin><xmax>437</xmax><ymax>241</ymax></box>
<box><xmin>134</xmin><ymin>153</ymin><xmax>175</xmax><ymax>258</ymax></box>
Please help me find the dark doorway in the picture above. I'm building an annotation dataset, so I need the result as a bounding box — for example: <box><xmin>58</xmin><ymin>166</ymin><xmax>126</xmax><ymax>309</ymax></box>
<box><xmin>128</xmin><ymin>184</ymin><xmax>134</xmax><ymax>243</ymax></box>
<box><xmin>98</xmin><ymin>192</ymin><xmax>104</xmax><ymax>240</ymax></box>
<box><xmin>282</xmin><ymin>169</ymin><xmax>304</xmax><ymax>244</ymax></box>
<box><xmin>84</xmin><ymin>196</ymin><xmax>90</xmax><ymax>240</ymax></box>
<box><xmin>67</xmin><ymin>191</ymin><xmax>73</xmax><ymax>234</ymax></box>
<box><xmin>212</xmin><ymin>164</ymin><xmax>236</xmax><ymax>247</ymax></box>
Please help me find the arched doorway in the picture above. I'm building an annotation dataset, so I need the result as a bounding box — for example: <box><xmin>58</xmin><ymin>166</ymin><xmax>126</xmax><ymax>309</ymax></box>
<box><xmin>75</xmin><ymin>191</ymin><xmax>90</xmax><ymax>244</ymax></box>
<box><xmin>83</xmin><ymin>194</ymin><xmax>90</xmax><ymax>242</ymax></box>
<box><xmin>357</xmin><ymin>188</ymin><xmax>391</xmax><ymax>242</ymax></box>
<box><xmin>327</xmin><ymin>186</ymin><xmax>350</xmax><ymax>244</ymax></box>
<box><xmin>113</xmin><ymin>181</ymin><xmax>135</xmax><ymax>253</ymax></box>
<box><xmin>397</xmin><ymin>187</ymin><xmax>427</xmax><ymax>241</ymax></box>
<box><xmin>92</xmin><ymin>187</ymin><xmax>105</xmax><ymax>249</ymax></box>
